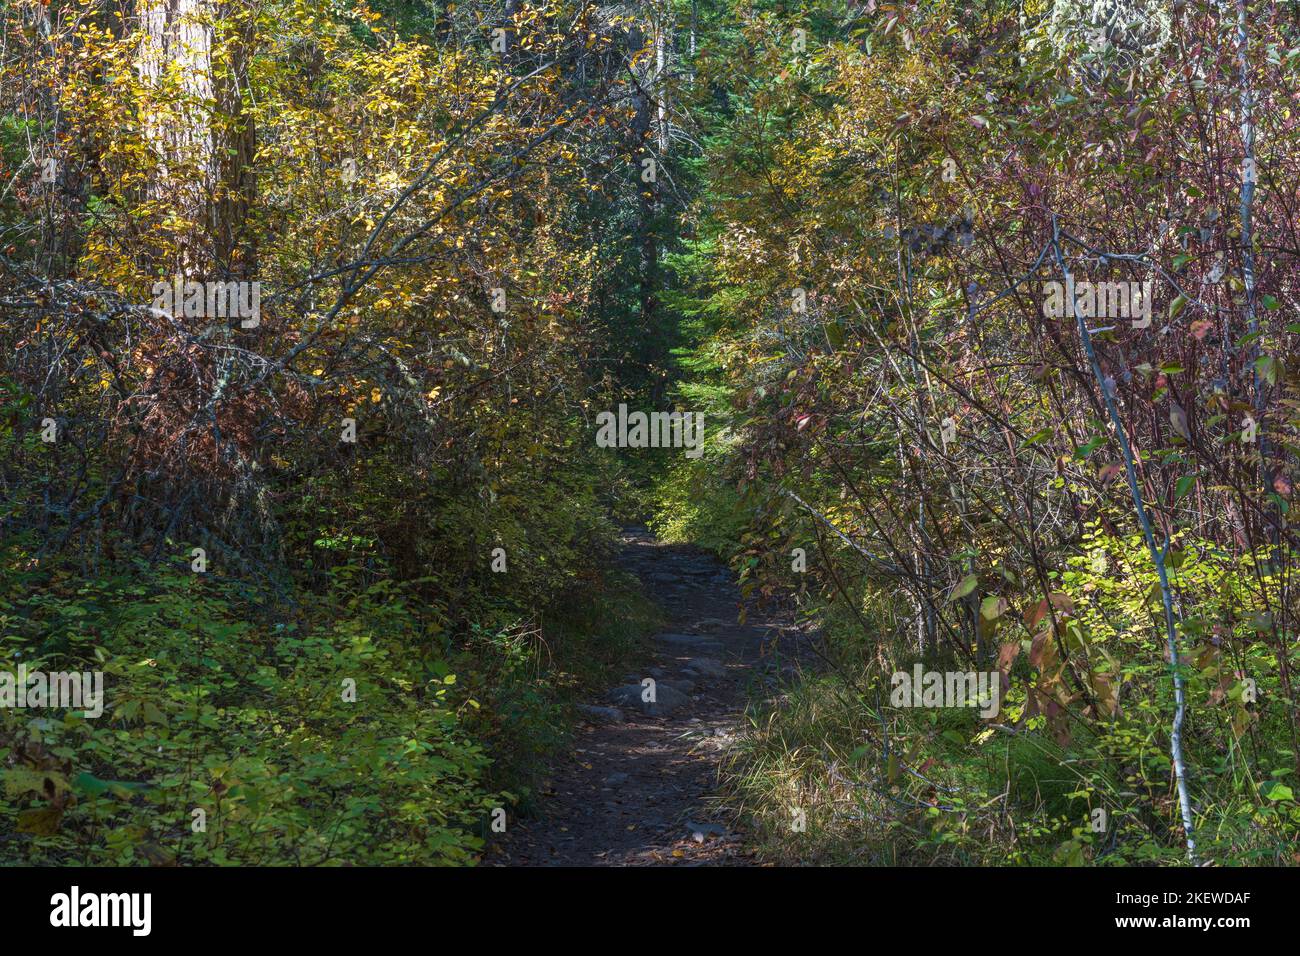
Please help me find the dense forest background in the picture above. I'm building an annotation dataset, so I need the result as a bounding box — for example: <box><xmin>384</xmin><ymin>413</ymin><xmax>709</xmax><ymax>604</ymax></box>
<box><xmin>2</xmin><ymin>0</ymin><xmax>1299</xmax><ymax>866</ymax></box>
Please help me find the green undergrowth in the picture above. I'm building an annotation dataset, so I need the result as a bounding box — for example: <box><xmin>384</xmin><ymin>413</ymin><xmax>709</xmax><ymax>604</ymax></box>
<box><xmin>717</xmin><ymin>574</ymin><xmax>1299</xmax><ymax>867</ymax></box>
<box><xmin>0</xmin><ymin>536</ymin><xmax>661</xmax><ymax>865</ymax></box>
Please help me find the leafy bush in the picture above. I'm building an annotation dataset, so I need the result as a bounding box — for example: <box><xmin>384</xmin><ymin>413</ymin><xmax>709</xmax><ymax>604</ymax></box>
<box><xmin>0</xmin><ymin>556</ymin><xmax>499</xmax><ymax>865</ymax></box>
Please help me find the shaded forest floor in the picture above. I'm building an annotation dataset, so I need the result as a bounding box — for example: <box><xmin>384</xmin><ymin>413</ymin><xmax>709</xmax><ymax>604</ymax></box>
<box><xmin>493</xmin><ymin>528</ymin><xmax>808</xmax><ymax>866</ymax></box>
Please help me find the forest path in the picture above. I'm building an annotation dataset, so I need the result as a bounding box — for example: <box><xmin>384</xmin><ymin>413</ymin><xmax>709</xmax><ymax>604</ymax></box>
<box><xmin>495</xmin><ymin>527</ymin><xmax>803</xmax><ymax>866</ymax></box>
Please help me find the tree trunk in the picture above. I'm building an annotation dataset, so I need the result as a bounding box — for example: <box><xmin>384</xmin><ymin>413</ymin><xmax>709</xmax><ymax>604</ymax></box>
<box><xmin>136</xmin><ymin>1</ymin><xmax>255</xmax><ymax>279</ymax></box>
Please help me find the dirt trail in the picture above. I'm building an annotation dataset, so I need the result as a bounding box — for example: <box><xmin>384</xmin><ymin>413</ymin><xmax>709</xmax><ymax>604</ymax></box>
<box><xmin>495</xmin><ymin>527</ymin><xmax>802</xmax><ymax>866</ymax></box>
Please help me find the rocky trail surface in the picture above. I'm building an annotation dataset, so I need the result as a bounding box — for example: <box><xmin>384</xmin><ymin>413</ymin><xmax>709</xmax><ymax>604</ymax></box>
<box><xmin>495</xmin><ymin>527</ymin><xmax>806</xmax><ymax>866</ymax></box>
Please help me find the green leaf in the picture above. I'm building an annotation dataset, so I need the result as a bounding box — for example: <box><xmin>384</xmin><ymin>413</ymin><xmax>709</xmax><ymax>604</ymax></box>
<box><xmin>1261</xmin><ymin>781</ymin><xmax>1294</xmax><ymax>802</ymax></box>
<box><xmin>72</xmin><ymin>772</ymin><xmax>152</xmax><ymax>799</ymax></box>
<box><xmin>980</xmin><ymin>596</ymin><xmax>1007</xmax><ymax>620</ymax></box>
<box><xmin>1075</xmin><ymin>435</ymin><xmax>1105</xmax><ymax>459</ymax></box>
<box><xmin>950</xmin><ymin>574</ymin><xmax>979</xmax><ymax>601</ymax></box>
